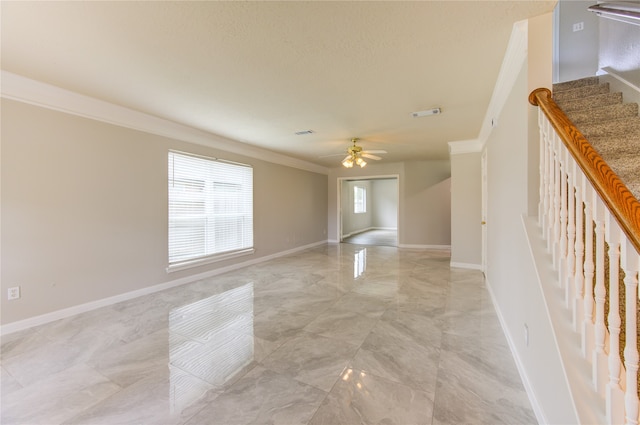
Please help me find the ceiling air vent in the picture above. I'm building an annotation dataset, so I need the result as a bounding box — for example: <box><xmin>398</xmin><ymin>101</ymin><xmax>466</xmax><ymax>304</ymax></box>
<box><xmin>411</xmin><ymin>108</ymin><xmax>441</xmax><ymax>118</ymax></box>
<box><xmin>295</xmin><ymin>130</ymin><xmax>314</xmax><ymax>135</ymax></box>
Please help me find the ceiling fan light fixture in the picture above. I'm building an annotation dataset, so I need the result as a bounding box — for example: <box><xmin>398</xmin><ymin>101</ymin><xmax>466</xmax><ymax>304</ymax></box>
<box><xmin>335</xmin><ymin>137</ymin><xmax>379</xmax><ymax>168</ymax></box>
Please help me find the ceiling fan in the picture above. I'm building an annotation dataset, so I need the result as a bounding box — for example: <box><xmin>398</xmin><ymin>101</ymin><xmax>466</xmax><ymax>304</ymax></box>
<box><xmin>323</xmin><ymin>138</ymin><xmax>387</xmax><ymax>168</ymax></box>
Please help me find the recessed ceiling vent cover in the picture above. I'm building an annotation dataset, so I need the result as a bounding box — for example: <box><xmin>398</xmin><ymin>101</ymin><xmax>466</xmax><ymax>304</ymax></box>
<box><xmin>295</xmin><ymin>130</ymin><xmax>314</xmax><ymax>135</ymax></box>
<box><xmin>411</xmin><ymin>108</ymin><xmax>441</xmax><ymax>118</ymax></box>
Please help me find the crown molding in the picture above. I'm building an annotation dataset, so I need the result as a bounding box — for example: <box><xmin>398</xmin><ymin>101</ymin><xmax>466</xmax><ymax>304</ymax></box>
<box><xmin>1</xmin><ymin>71</ymin><xmax>329</xmax><ymax>175</ymax></box>
<box><xmin>447</xmin><ymin>19</ymin><xmax>528</xmax><ymax>157</ymax></box>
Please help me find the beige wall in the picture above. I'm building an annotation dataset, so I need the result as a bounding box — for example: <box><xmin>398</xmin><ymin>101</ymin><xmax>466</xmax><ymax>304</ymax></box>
<box><xmin>371</xmin><ymin>178</ymin><xmax>398</xmax><ymax>229</ymax></box>
<box><xmin>1</xmin><ymin>99</ymin><xmax>328</xmax><ymax>325</ymax></box>
<box><xmin>599</xmin><ymin>7</ymin><xmax>640</xmax><ymax>87</ymax></box>
<box><xmin>555</xmin><ymin>0</ymin><xmax>599</xmax><ymax>82</ymax></box>
<box><xmin>450</xmin><ymin>152</ymin><xmax>482</xmax><ymax>267</ymax></box>
<box><xmin>484</xmin><ymin>14</ymin><xmax>578</xmax><ymax>424</ymax></box>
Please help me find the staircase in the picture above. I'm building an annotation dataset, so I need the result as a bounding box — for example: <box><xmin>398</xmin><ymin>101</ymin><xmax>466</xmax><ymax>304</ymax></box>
<box><xmin>552</xmin><ymin>77</ymin><xmax>640</xmax><ymax>200</ymax></box>
<box><xmin>536</xmin><ymin>77</ymin><xmax>640</xmax><ymax>423</ymax></box>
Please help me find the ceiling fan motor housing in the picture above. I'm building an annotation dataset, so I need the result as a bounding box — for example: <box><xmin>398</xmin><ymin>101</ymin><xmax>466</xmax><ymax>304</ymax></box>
<box><xmin>348</xmin><ymin>145</ymin><xmax>362</xmax><ymax>155</ymax></box>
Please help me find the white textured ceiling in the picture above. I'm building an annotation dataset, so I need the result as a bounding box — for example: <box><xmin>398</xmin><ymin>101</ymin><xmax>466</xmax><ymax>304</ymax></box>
<box><xmin>1</xmin><ymin>1</ymin><xmax>555</xmax><ymax>168</ymax></box>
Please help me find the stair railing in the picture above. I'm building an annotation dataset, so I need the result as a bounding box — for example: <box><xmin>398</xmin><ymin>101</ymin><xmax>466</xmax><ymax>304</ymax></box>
<box><xmin>530</xmin><ymin>87</ymin><xmax>640</xmax><ymax>425</ymax></box>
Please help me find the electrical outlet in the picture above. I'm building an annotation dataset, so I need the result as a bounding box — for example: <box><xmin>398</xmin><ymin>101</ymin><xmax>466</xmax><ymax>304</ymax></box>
<box><xmin>7</xmin><ymin>286</ymin><xmax>20</xmax><ymax>300</ymax></box>
<box><xmin>573</xmin><ymin>22</ymin><xmax>584</xmax><ymax>32</ymax></box>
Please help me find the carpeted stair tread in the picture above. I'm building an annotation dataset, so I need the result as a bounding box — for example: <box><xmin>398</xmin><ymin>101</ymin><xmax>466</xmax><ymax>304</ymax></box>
<box><xmin>566</xmin><ymin>103</ymin><xmax>639</xmax><ymax>126</ymax></box>
<box><xmin>590</xmin><ymin>132</ymin><xmax>640</xmax><ymax>159</ymax></box>
<box><xmin>578</xmin><ymin>117</ymin><xmax>640</xmax><ymax>139</ymax></box>
<box><xmin>555</xmin><ymin>92</ymin><xmax>624</xmax><ymax>113</ymax></box>
<box><xmin>553</xmin><ymin>83</ymin><xmax>610</xmax><ymax>102</ymax></box>
<box><xmin>607</xmin><ymin>155</ymin><xmax>640</xmax><ymax>200</ymax></box>
<box><xmin>553</xmin><ymin>76</ymin><xmax>600</xmax><ymax>93</ymax></box>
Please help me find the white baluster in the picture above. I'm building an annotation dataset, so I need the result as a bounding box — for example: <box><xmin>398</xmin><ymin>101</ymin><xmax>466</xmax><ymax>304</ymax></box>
<box><xmin>573</xmin><ymin>163</ymin><xmax>585</xmax><ymax>332</ymax></box>
<box><xmin>565</xmin><ymin>156</ymin><xmax>576</xmax><ymax>309</ymax></box>
<box><xmin>606</xmin><ymin>213</ymin><xmax>624</xmax><ymax>424</ymax></box>
<box><xmin>553</xmin><ymin>134</ymin><xmax>561</xmax><ymax>261</ymax></box>
<box><xmin>546</xmin><ymin>122</ymin><xmax>555</xmax><ymax>248</ymax></box>
<box><xmin>539</xmin><ymin>110</ymin><xmax>547</xmax><ymax>227</ymax></box>
<box><xmin>593</xmin><ymin>195</ymin><xmax>608</xmax><ymax>394</ymax></box>
<box><xmin>621</xmin><ymin>240</ymin><xmax>640</xmax><ymax>425</ymax></box>
<box><xmin>558</xmin><ymin>145</ymin><xmax>569</xmax><ymax>288</ymax></box>
<box><xmin>583</xmin><ymin>181</ymin><xmax>595</xmax><ymax>359</ymax></box>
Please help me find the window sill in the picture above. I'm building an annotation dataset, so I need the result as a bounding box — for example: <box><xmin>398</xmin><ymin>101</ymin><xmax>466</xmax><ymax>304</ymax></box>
<box><xmin>166</xmin><ymin>248</ymin><xmax>255</xmax><ymax>273</ymax></box>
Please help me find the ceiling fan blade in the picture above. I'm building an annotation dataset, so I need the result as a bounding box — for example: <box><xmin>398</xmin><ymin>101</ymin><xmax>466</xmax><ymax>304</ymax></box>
<box><xmin>361</xmin><ymin>153</ymin><xmax>382</xmax><ymax>160</ymax></box>
<box><xmin>362</xmin><ymin>149</ymin><xmax>387</xmax><ymax>154</ymax></box>
<box><xmin>318</xmin><ymin>153</ymin><xmax>349</xmax><ymax>158</ymax></box>
<box><xmin>342</xmin><ymin>155</ymin><xmax>352</xmax><ymax>162</ymax></box>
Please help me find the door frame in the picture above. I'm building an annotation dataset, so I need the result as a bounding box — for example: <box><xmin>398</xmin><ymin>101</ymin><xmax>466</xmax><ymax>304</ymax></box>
<box><xmin>336</xmin><ymin>174</ymin><xmax>400</xmax><ymax>245</ymax></box>
<box><xmin>481</xmin><ymin>148</ymin><xmax>488</xmax><ymax>274</ymax></box>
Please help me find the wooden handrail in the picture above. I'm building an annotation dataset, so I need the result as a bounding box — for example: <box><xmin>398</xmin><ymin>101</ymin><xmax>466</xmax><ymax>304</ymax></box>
<box><xmin>529</xmin><ymin>87</ymin><xmax>640</xmax><ymax>254</ymax></box>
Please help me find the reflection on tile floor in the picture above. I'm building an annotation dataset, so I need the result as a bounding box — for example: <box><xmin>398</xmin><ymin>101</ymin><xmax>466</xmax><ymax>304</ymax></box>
<box><xmin>342</xmin><ymin>229</ymin><xmax>397</xmax><ymax>247</ymax></box>
<box><xmin>0</xmin><ymin>244</ymin><xmax>536</xmax><ymax>425</ymax></box>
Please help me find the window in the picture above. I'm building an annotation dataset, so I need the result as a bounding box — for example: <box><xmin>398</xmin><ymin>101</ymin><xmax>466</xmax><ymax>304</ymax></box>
<box><xmin>168</xmin><ymin>151</ymin><xmax>253</xmax><ymax>270</ymax></box>
<box><xmin>354</xmin><ymin>186</ymin><xmax>366</xmax><ymax>214</ymax></box>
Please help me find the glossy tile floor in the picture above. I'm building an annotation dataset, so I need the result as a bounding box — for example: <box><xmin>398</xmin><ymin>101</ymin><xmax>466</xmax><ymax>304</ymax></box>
<box><xmin>1</xmin><ymin>244</ymin><xmax>536</xmax><ymax>425</ymax></box>
<box><xmin>342</xmin><ymin>229</ymin><xmax>397</xmax><ymax>247</ymax></box>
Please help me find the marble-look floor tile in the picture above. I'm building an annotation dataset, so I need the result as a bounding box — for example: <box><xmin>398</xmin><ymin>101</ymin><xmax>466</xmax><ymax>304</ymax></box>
<box><xmin>1</xmin><ymin>363</ymin><xmax>121</xmax><ymax>425</ymax></box>
<box><xmin>329</xmin><ymin>291</ymin><xmax>390</xmax><ymax>318</ymax></box>
<box><xmin>441</xmin><ymin>308</ymin><xmax>503</xmax><ymax>339</ymax></box>
<box><xmin>0</xmin><ymin>328</ymin><xmax>43</xmax><ymax>359</ymax></box>
<box><xmin>303</xmin><ymin>306</ymin><xmax>378</xmax><ymax>344</ymax></box>
<box><xmin>261</xmin><ymin>331</ymin><xmax>359</xmax><ymax>391</ymax></box>
<box><xmin>253</xmin><ymin>289</ymin><xmax>336</xmax><ymax>318</ymax></box>
<box><xmin>64</xmin><ymin>365</ymin><xmax>219</xmax><ymax>425</ymax></box>
<box><xmin>252</xmin><ymin>309</ymin><xmax>316</xmax><ymax>343</ymax></box>
<box><xmin>308</xmin><ymin>367</ymin><xmax>433</xmax><ymax>425</ymax></box>
<box><xmin>433</xmin><ymin>348</ymin><xmax>536</xmax><ymax>425</ymax></box>
<box><xmin>2</xmin><ymin>326</ymin><xmax>121</xmax><ymax>388</ymax></box>
<box><xmin>0</xmin><ymin>245</ymin><xmax>535</xmax><ymax>425</ymax></box>
<box><xmin>1</xmin><ymin>365</ymin><xmax>23</xmax><ymax>394</ymax></box>
<box><xmin>87</xmin><ymin>328</ymin><xmax>170</xmax><ymax>387</ymax></box>
<box><xmin>350</xmin><ymin>340</ymin><xmax>440</xmax><ymax>397</ymax></box>
<box><xmin>439</xmin><ymin>331</ymin><xmax>529</xmax><ymax>400</ymax></box>
<box><xmin>377</xmin><ymin>309</ymin><xmax>444</xmax><ymax>348</ymax></box>
<box><xmin>351</xmin><ymin>279</ymin><xmax>401</xmax><ymax>300</ymax></box>
<box><xmin>185</xmin><ymin>366</ymin><xmax>327</xmax><ymax>425</ymax></box>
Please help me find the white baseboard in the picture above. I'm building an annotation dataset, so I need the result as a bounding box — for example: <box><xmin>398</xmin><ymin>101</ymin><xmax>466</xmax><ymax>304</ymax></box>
<box><xmin>397</xmin><ymin>244</ymin><xmax>451</xmax><ymax>250</ymax></box>
<box><xmin>598</xmin><ymin>67</ymin><xmax>640</xmax><ymax>106</ymax></box>
<box><xmin>485</xmin><ymin>275</ymin><xmax>548</xmax><ymax>425</ymax></box>
<box><xmin>0</xmin><ymin>240</ymin><xmax>327</xmax><ymax>336</ymax></box>
<box><xmin>450</xmin><ymin>261</ymin><xmax>483</xmax><ymax>270</ymax></box>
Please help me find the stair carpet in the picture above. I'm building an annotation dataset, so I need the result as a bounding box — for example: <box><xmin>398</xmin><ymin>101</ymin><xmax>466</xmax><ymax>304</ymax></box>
<box><xmin>552</xmin><ymin>76</ymin><xmax>640</xmax><ymax>201</ymax></box>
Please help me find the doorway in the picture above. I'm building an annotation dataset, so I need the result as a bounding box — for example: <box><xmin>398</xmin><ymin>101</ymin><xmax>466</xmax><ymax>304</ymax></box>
<box><xmin>338</xmin><ymin>176</ymin><xmax>399</xmax><ymax>247</ymax></box>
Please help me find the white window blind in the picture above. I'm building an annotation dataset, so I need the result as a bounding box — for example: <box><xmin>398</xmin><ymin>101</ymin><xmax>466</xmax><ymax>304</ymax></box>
<box><xmin>168</xmin><ymin>151</ymin><xmax>253</xmax><ymax>268</ymax></box>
